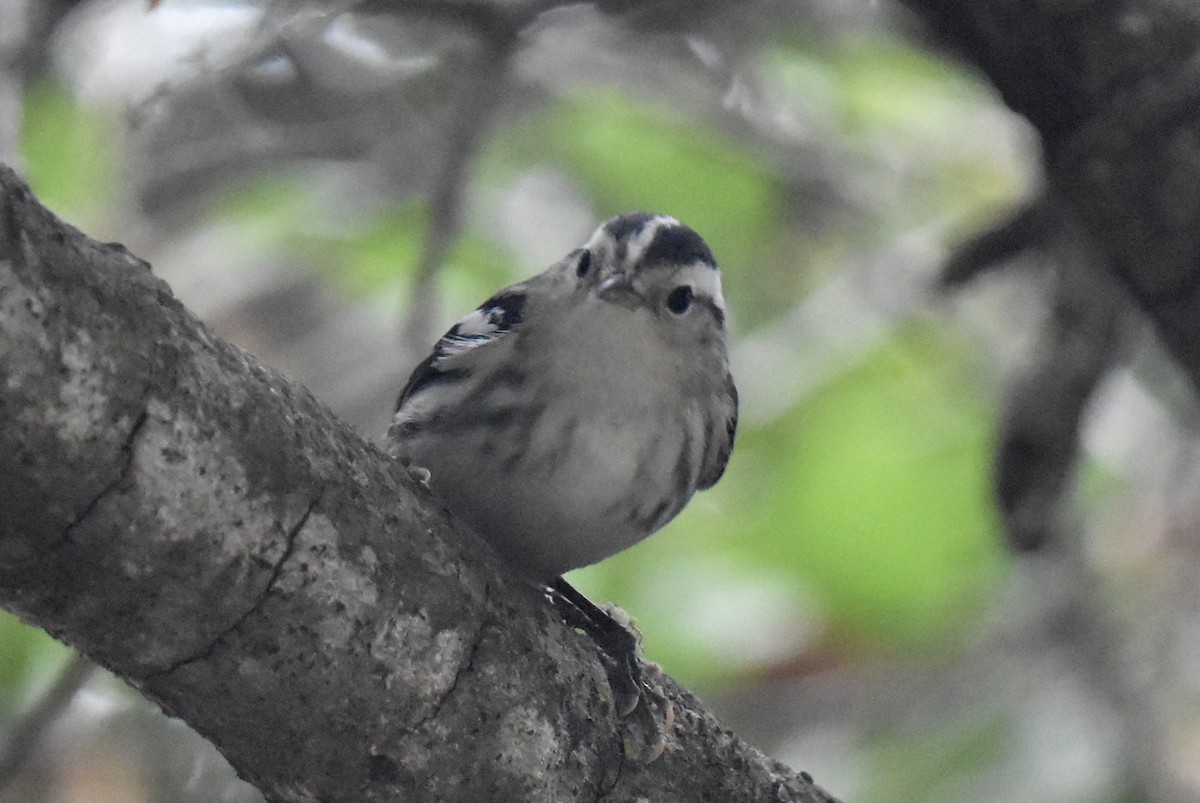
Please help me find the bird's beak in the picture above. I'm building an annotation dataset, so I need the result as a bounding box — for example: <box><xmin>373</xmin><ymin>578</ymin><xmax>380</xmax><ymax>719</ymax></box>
<box><xmin>596</xmin><ymin>273</ymin><xmax>640</xmax><ymax>309</ymax></box>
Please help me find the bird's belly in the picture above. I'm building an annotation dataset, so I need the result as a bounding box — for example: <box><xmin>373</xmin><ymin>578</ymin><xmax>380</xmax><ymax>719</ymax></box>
<box><xmin>414</xmin><ymin>407</ymin><xmax>683</xmax><ymax>580</ymax></box>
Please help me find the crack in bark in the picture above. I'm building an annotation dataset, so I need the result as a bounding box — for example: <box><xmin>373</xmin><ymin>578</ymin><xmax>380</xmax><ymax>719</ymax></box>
<box><xmin>598</xmin><ymin>718</ymin><xmax>627</xmax><ymax>801</ymax></box>
<box><xmin>418</xmin><ymin>579</ymin><xmax>491</xmax><ymax>729</ymax></box>
<box><xmin>60</xmin><ymin>408</ymin><xmax>150</xmax><ymax>545</ymax></box>
<box><xmin>145</xmin><ymin>495</ymin><xmax>321</xmax><ymax>678</ymax></box>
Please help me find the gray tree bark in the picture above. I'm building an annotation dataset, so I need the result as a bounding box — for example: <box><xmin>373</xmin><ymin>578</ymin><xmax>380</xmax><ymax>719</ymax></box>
<box><xmin>0</xmin><ymin>165</ymin><xmax>837</xmax><ymax>802</ymax></box>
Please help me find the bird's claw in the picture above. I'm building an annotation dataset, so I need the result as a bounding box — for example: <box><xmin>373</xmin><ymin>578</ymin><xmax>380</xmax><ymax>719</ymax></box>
<box><xmin>548</xmin><ymin>578</ymin><xmax>675</xmax><ymax>763</ymax></box>
<box><xmin>615</xmin><ymin>660</ymin><xmax>674</xmax><ymax>762</ymax></box>
<box><xmin>405</xmin><ymin>464</ymin><xmax>432</xmax><ymax>486</ymax></box>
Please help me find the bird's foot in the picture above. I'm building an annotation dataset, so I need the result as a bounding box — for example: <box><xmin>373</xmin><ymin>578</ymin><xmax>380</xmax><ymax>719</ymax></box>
<box><xmin>405</xmin><ymin>464</ymin><xmax>432</xmax><ymax>486</ymax></box>
<box><xmin>548</xmin><ymin>577</ymin><xmax>674</xmax><ymax>763</ymax></box>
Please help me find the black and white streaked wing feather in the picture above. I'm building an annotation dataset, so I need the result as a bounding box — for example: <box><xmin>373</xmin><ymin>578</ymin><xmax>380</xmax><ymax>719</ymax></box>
<box><xmin>698</xmin><ymin>373</ymin><xmax>738</xmax><ymax>490</ymax></box>
<box><xmin>395</xmin><ymin>289</ymin><xmax>527</xmax><ymax>410</ymax></box>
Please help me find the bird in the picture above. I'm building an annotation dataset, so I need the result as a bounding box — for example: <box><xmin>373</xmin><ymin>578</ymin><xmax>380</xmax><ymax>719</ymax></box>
<box><xmin>386</xmin><ymin>212</ymin><xmax>738</xmax><ymax>734</ymax></box>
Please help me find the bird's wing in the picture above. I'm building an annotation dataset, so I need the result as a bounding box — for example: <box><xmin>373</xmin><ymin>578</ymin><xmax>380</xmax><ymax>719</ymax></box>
<box><xmin>395</xmin><ymin>289</ymin><xmax>527</xmax><ymax>411</ymax></box>
<box><xmin>698</xmin><ymin>373</ymin><xmax>738</xmax><ymax>490</ymax></box>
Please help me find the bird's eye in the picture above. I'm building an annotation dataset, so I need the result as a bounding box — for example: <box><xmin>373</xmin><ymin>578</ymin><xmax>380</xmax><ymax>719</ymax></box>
<box><xmin>576</xmin><ymin>250</ymin><xmax>592</xmax><ymax>277</ymax></box>
<box><xmin>666</xmin><ymin>285</ymin><xmax>694</xmax><ymax>315</ymax></box>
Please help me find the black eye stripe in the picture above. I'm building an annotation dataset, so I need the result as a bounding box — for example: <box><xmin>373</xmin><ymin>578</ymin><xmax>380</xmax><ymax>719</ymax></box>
<box><xmin>707</xmin><ymin>298</ymin><xmax>725</xmax><ymax>327</ymax></box>
<box><xmin>681</xmin><ymin>294</ymin><xmax>725</xmax><ymax>326</ymax></box>
<box><xmin>576</xmin><ymin>250</ymin><xmax>592</xmax><ymax>277</ymax></box>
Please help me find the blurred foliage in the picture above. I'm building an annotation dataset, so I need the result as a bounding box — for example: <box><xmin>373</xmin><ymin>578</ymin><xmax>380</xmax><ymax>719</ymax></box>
<box><xmin>764</xmin><ymin>33</ymin><xmax>1025</xmax><ymax>245</ymax></box>
<box><xmin>19</xmin><ymin>78</ymin><xmax>119</xmax><ymax>230</ymax></box>
<box><xmin>208</xmin><ymin>176</ymin><xmax>326</xmax><ymax>254</ymax></box>
<box><xmin>331</xmin><ymin>204</ymin><xmax>429</xmax><ymax>297</ymax></box>
<box><xmin>0</xmin><ymin>612</ymin><xmax>71</xmax><ymax>716</ymax></box>
<box><xmin>765</xmin><ymin>33</ymin><xmax>987</xmax><ymax>142</ymax></box>
<box><xmin>758</xmin><ymin>323</ymin><xmax>1005</xmax><ymax>646</ymax></box>
<box><xmin>860</xmin><ymin>708</ymin><xmax>1009</xmax><ymax>803</ymax></box>
<box><xmin>210</xmin><ymin>181</ymin><xmax>519</xmax><ymax>310</ymax></box>
<box><xmin>209</xmin><ymin>177</ymin><xmax>425</xmax><ymax>295</ymax></box>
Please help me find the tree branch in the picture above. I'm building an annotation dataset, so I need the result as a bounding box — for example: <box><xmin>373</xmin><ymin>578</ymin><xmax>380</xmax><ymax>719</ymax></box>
<box><xmin>0</xmin><ymin>164</ymin><xmax>836</xmax><ymax>801</ymax></box>
<box><xmin>902</xmin><ymin>0</ymin><xmax>1200</xmax><ymax>395</ymax></box>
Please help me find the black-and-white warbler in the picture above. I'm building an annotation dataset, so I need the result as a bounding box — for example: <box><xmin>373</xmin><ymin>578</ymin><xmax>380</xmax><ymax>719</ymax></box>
<box><xmin>386</xmin><ymin>212</ymin><xmax>738</xmax><ymax>733</ymax></box>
